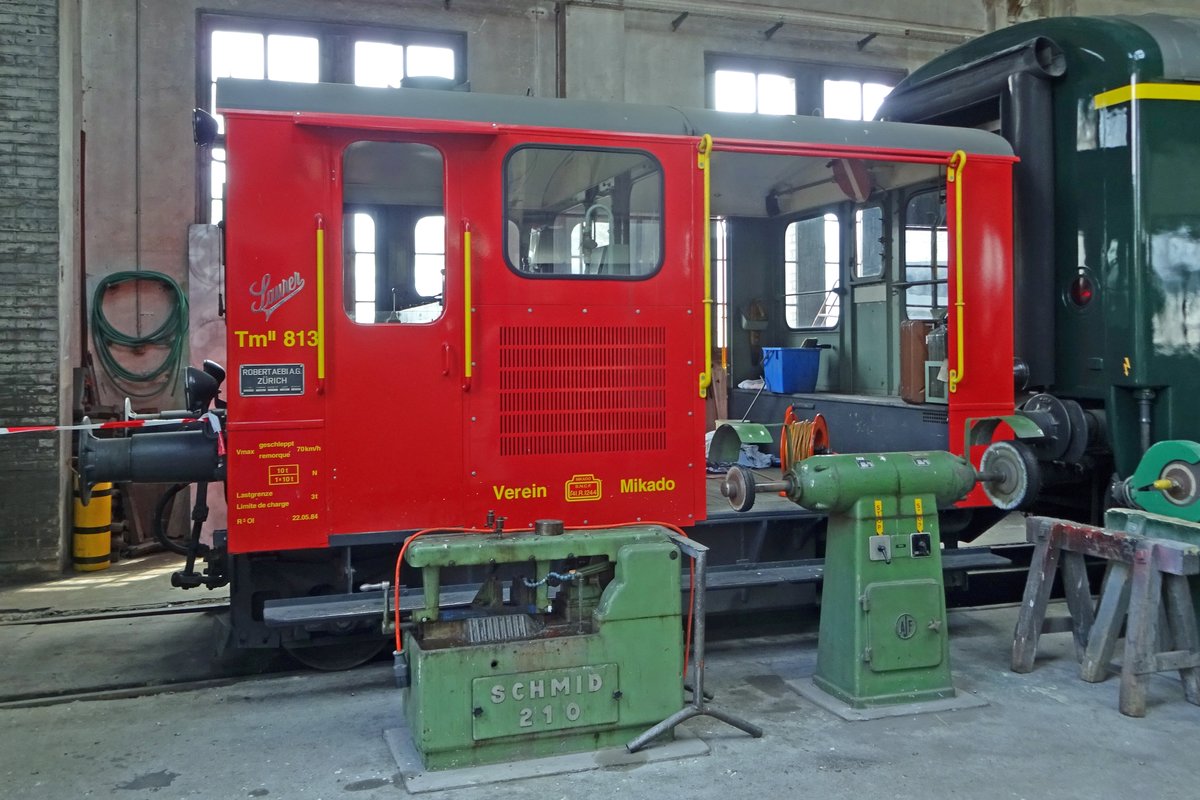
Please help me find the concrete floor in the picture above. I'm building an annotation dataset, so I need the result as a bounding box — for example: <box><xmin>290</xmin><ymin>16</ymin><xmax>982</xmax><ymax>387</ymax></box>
<box><xmin>2</xmin><ymin>595</ymin><xmax>1198</xmax><ymax>799</ymax></box>
<box><xmin>2</xmin><ymin>524</ymin><xmax>1195</xmax><ymax>798</ymax></box>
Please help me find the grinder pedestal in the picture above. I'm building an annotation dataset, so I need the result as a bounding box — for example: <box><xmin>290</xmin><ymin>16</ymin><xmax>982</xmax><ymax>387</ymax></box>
<box><xmin>725</xmin><ymin>451</ymin><xmax>979</xmax><ymax>711</ymax></box>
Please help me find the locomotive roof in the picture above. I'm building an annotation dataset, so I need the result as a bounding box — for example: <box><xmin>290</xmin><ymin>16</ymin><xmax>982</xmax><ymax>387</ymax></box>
<box><xmin>898</xmin><ymin>14</ymin><xmax>1200</xmax><ymax>91</ymax></box>
<box><xmin>216</xmin><ymin>78</ymin><xmax>1013</xmax><ymax>159</ymax></box>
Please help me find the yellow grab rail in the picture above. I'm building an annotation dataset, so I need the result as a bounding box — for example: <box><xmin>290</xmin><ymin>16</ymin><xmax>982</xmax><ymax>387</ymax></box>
<box><xmin>947</xmin><ymin>150</ymin><xmax>967</xmax><ymax>394</ymax></box>
<box><xmin>315</xmin><ymin>215</ymin><xmax>327</xmax><ymax>384</ymax></box>
<box><xmin>463</xmin><ymin>223</ymin><xmax>473</xmax><ymax>388</ymax></box>
<box><xmin>697</xmin><ymin>134</ymin><xmax>714</xmax><ymax>399</ymax></box>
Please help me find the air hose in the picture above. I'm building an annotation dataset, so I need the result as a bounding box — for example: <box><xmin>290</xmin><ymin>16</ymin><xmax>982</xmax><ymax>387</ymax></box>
<box><xmin>91</xmin><ymin>270</ymin><xmax>189</xmax><ymax>398</ymax></box>
<box><xmin>152</xmin><ymin>482</ymin><xmax>191</xmax><ymax>556</ymax></box>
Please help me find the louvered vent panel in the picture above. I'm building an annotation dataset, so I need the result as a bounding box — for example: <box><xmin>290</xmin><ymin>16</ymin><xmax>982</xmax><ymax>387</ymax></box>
<box><xmin>498</xmin><ymin>326</ymin><xmax>669</xmax><ymax>456</ymax></box>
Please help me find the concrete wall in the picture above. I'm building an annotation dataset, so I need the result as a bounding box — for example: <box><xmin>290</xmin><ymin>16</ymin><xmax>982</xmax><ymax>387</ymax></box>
<box><xmin>0</xmin><ymin>0</ymin><xmax>69</xmax><ymax>579</ymax></box>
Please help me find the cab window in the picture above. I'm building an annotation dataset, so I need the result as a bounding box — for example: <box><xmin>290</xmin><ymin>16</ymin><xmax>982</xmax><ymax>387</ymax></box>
<box><xmin>504</xmin><ymin>146</ymin><xmax>663</xmax><ymax>278</ymax></box>
<box><xmin>902</xmin><ymin>190</ymin><xmax>948</xmax><ymax>319</ymax></box>
<box><xmin>784</xmin><ymin>213</ymin><xmax>841</xmax><ymax>329</ymax></box>
<box><xmin>342</xmin><ymin>141</ymin><xmax>445</xmax><ymax>324</ymax></box>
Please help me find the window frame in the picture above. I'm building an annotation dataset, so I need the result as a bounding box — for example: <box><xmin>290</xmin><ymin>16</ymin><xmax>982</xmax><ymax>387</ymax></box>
<box><xmin>783</xmin><ymin>210</ymin><xmax>843</xmax><ymax>331</ymax></box>
<box><xmin>340</xmin><ymin>138</ymin><xmax>450</xmax><ymax>326</ymax></box>
<box><xmin>501</xmin><ymin>143</ymin><xmax>666</xmax><ymax>282</ymax></box>
<box><xmin>852</xmin><ymin>203</ymin><xmax>888</xmax><ymax>284</ymax></box>
<box><xmin>705</xmin><ymin>53</ymin><xmax>904</xmax><ymax>118</ymax></box>
<box><xmin>899</xmin><ymin>186</ymin><xmax>950</xmax><ymax>321</ymax></box>
<box><xmin>196</xmin><ymin>11</ymin><xmax>467</xmax><ymax>224</ymax></box>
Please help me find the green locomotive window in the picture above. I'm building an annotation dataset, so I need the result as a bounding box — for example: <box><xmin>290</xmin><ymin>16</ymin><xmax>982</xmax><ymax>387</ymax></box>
<box><xmin>342</xmin><ymin>141</ymin><xmax>446</xmax><ymax>324</ymax></box>
<box><xmin>854</xmin><ymin>205</ymin><xmax>885</xmax><ymax>280</ymax></box>
<box><xmin>784</xmin><ymin>213</ymin><xmax>841</xmax><ymax>329</ymax></box>
<box><xmin>902</xmin><ymin>190</ymin><xmax>949</xmax><ymax>320</ymax></box>
<box><xmin>504</xmin><ymin>146</ymin><xmax>663</xmax><ymax>279</ymax></box>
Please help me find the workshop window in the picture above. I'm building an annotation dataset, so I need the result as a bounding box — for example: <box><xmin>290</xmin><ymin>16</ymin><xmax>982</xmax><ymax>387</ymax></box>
<box><xmin>713</xmin><ymin>69</ymin><xmax>796</xmax><ymax>115</ymax></box>
<box><xmin>902</xmin><ymin>190</ymin><xmax>949</xmax><ymax>320</ymax></box>
<box><xmin>823</xmin><ymin>80</ymin><xmax>893</xmax><ymax>121</ymax></box>
<box><xmin>354</xmin><ymin>42</ymin><xmax>456</xmax><ymax>87</ymax></box>
<box><xmin>784</xmin><ymin>214</ymin><xmax>841</xmax><ymax>329</ymax></box>
<box><xmin>199</xmin><ymin>14</ymin><xmax>465</xmax><ymax>225</ymax></box>
<box><xmin>707</xmin><ymin>55</ymin><xmax>900</xmax><ymax>119</ymax></box>
<box><xmin>342</xmin><ymin>141</ymin><xmax>446</xmax><ymax>324</ymax></box>
<box><xmin>504</xmin><ymin>147</ymin><xmax>663</xmax><ymax>279</ymax></box>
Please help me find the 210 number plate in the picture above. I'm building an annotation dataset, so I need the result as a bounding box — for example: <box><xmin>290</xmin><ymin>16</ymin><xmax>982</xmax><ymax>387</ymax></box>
<box><xmin>471</xmin><ymin>664</ymin><xmax>619</xmax><ymax>741</ymax></box>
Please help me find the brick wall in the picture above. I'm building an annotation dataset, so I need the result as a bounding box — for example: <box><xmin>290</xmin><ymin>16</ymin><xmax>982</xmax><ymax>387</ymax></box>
<box><xmin>0</xmin><ymin>0</ymin><xmax>63</xmax><ymax>578</ymax></box>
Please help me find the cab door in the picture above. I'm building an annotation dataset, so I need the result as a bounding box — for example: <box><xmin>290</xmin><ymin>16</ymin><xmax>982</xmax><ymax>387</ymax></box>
<box><xmin>462</xmin><ymin>135</ymin><xmax>707</xmax><ymax>528</ymax></box>
<box><xmin>325</xmin><ymin>135</ymin><xmax>491</xmax><ymax>534</ymax></box>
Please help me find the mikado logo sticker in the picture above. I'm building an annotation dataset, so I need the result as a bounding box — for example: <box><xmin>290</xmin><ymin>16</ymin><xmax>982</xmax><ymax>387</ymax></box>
<box><xmin>564</xmin><ymin>474</ymin><xmax>602</xmax><ymax>502</ymax></box>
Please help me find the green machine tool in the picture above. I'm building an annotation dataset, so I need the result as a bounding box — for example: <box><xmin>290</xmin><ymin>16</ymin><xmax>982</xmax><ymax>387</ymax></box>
<box><xmin>1114</xmin><ymin>440</ymin><xmax>1200</xmax><ymax>524</ymax></box>
<box><xmin>723</xmin><ymin>451</ymin><xmax>980</xmax><ymax>710</ymax></box>
<box><xmin>1111</xmin><ymin>440</ymin><xmax>1200</xmax><ymax>617</ymax></box>
<box><xmin>396</xmin><ymin>522</ymin><xmax>683</xmax><ymax>770</ymax></box>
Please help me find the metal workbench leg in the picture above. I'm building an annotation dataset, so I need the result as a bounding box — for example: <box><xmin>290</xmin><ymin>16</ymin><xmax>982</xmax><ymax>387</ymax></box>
<box><xmin>627</xmin><ymin>537</ymin><xmax>763</xmax><ymax>753</ymax></box>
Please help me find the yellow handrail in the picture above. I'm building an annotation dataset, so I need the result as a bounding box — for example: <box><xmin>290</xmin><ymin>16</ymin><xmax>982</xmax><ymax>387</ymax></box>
<box><xmin>463</xmin><ymin>224</ymin><xmax>473</xmax><ymax>386</ymax></box>
<box><xmin>697</xmin><ymin>134</ymin><xmax>714</xmax><ymax>398</ymax></box>
<box><xmin>947</xmin><ymin>150</ymin><xmax>967</xmax><ymax>394</ymax></box>
<box><xmin>315</xmin><ymin>215</ymin><xmax>326</xmax><ymax>383</ymax></box>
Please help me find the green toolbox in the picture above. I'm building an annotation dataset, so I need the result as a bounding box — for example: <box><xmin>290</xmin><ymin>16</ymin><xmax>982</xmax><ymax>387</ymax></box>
<box><xmin>399</xmin><ymin>523</ymin><xmax>683</xmax><ymax>770</ymax></box>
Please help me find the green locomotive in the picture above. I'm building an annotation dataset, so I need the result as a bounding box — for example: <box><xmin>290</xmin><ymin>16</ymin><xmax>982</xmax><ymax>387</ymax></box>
<box><xmin>881</xmin><ymin>14</ymin><xmax>1200</xmax><ymax>517</ymax></box>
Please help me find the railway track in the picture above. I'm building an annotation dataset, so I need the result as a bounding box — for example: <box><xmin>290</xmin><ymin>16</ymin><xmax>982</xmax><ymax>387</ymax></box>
<box><xmin>0</xmin><ymin>599</ymin><xmax>229</xmax><ymax>626</ymax></box>
<box><xmin>0</xmin><ymin>543</ymin><xmax>1037</xmax><ymax>709</ymax></box>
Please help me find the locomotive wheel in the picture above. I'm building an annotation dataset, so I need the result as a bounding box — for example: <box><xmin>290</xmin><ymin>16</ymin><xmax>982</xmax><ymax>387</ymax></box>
<box><xmin>980</xmin><ymin>440</ymin><xmax>1042</xmax><ymax>511</ymax></box>
<box><xmin>284</xmin><ymin>638</ymin><xmax>385</xmax><ymax>671</ymax></box>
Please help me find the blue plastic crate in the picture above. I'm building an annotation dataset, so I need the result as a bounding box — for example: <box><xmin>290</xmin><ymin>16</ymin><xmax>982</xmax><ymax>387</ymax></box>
<box><xmin>762</xmin><ymin>347</ymin><xmax>820</xmax><ymax>393</ymax></box>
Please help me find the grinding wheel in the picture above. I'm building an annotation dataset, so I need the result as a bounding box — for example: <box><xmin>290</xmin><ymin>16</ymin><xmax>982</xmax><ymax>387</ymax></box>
<box><xmin>979</xmin><ymin>440</ymin><xmax>1042</xmax><ymax>511</ymax></box>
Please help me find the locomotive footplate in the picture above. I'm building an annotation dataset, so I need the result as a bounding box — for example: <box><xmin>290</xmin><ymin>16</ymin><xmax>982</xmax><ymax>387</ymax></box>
<box><xmin>397</xmin><ymin>525</ymin><xmax>683</xmax><ymax>770</ymax></box>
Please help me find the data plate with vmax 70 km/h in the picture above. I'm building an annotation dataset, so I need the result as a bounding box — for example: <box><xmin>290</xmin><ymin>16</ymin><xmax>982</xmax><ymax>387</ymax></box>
<box><xmin>239</xmin><ymin>363</ymin><xmax>304</xmax><ymax>396</ymax></box>
<box><xmin>471</xmin><ymin>664</ymin><xmax>619</xmax><ymax>741</ymax></box>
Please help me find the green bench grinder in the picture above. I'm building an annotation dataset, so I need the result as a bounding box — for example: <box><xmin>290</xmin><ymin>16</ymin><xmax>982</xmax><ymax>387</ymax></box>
<box><xmin>723</xmin><ymin>451</ymin><xmax>979</xmax><ymax>709</ymax></box>
<box><xmin>396</xmin><ymin>523</ymin><xmax>683</xmax><ymax>770</ymax></box>
<box><xmin>1111</xmin><ymin>439</ymin><xmax>1200</xmax><ymax>617</ymax></box>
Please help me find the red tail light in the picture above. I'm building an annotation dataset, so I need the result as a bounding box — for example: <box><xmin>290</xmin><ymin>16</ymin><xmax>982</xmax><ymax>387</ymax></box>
<box><xmin>1069</xmin><ymin>273</ymin><xmax>1094</xmax><ymax>307</ymax></box>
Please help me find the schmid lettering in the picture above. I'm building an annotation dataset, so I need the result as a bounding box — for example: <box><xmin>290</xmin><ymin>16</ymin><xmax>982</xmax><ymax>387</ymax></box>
<box><xmin>489</xmin><ymin>672</ymin><xmax>604</xmax><ymax>704</ymax></box>
<box><xmin>620</xmin><ymin>476</ymin><xmax>677</xmax><ymax>494</ymax></box>
<box><xmin>492</xmin><ymin>483</ymin><xmax>548</xmax><ymax>501</ymax></box>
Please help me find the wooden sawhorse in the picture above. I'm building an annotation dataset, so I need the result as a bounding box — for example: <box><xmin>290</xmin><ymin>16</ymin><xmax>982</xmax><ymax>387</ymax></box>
<box><xmin>1012</xmin><ymin>513</ymin><xmax>1200</xmax><ymax>716</ymax></box>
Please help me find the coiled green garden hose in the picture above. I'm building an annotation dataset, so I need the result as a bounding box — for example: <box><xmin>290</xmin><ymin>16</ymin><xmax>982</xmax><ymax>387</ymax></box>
<box><xmin>90</xmin><ymin>270</ymin><xmax>189</xmax><ymax>398</ymax></box>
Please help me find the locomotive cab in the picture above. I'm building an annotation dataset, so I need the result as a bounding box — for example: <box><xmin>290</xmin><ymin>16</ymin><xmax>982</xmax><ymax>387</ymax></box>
<box><xmin>79</xmin><ymin>79</ymin><xmax>1016</xmax><ymax>661</ymax></box>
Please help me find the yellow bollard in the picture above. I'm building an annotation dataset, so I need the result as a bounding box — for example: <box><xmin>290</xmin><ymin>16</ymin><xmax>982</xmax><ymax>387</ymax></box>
<box><xmin>73</xmin><ymin>478</ymin><xmax>113</xmax><ymax>572</ymax></box>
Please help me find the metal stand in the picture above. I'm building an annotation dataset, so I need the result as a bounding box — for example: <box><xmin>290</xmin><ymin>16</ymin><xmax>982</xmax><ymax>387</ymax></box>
<box><xmin>627</xmin><ymin>533</ymin><xmax>763</xmax><ymax>752</ymax></box>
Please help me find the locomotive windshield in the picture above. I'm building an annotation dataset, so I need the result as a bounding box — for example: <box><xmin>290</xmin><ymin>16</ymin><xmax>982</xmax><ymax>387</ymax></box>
<box><xmin>503</xmin><ymin>146</ymin><xmax>663</xmax><ymax>278</ymax></box>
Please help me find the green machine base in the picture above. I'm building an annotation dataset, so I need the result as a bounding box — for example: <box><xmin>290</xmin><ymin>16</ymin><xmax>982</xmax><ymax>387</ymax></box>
<box><xmin>805</xmin><ymin>452</ymin><xmax>976</xmax><ymax>709</ymax></box>
<box><xmin>399</xmin><ymin>526</ymin><xmax>683</xmax><ymax>771</ymax></box>
<box><xmin>724</xmin><ymin>451</ymin><xmax>979</xmax><ymax>711</ymax></box>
